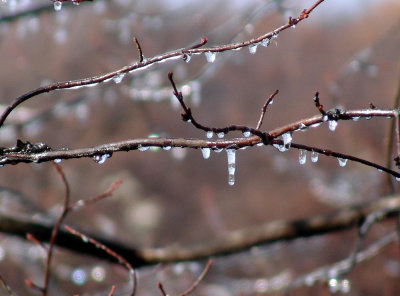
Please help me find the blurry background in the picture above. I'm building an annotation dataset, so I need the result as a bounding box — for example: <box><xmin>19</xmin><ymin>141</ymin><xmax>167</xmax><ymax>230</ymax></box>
<box><xmin>0</xmin><ymin>0</ymin><xmax>400</xmax><ymax>295</ymax></box>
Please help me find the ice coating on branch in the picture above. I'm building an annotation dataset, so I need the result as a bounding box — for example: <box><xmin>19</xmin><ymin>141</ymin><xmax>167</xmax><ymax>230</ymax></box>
<box><xmin>226</xmin><ymin>149</ymin><xmax>236</xmax><ymax>186</ymax></box>
<box><xmin>201</xmin><ymin>148</ymin><xmax>211</xmax><ymax>159</ymax></box>
<box><xmin>205</xmin><ymin>51</ymin><xmax>216</xmax><ymax>63</ymax></box>
<box><xmin>311</xmin><ymin>151</ymin><xmax>319</xmax><ymax>163</ymax></box>
<box><xmin>112</xmin><ymin>73</ymin><xmax>125</xmax><ymax>84</ymax></box>
<box><xmin>329</xmin><ymin>120</ymin><xmax>338</xmax><ymax>131</ymax></box>
<box><xmin>299</xmin><ymin>149</ymin><xmax>306</xmax><ymax>165</ymax></box>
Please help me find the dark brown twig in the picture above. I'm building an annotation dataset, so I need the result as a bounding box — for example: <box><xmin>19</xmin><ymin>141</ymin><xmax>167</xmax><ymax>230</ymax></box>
<box><xmin>313</xmin><ymin>92</ymin><xmax>326</xmax><ymax>115</ymax></box>
<box><xmin>179</xmin><ymin>259</ymin><xmax>213</xmax><ymax>296</ymax></box>
<box><xmin>256</xmin><ymin>90</ymin><xmax>279</xmax><ymax>130</ymax></box>
<box><xmin>157</xmin><ymin>282</ymin><xmax>168</xmax><ymax>296</ymax></box>
<box><xmin>65</xmin><ymin>225</ymin><xmax>137</xmax><ymax>296</ymax></box>
<box><xmin>133</xmin><ymin>37</ymin><xmax>144</xmax><ymax>63</ymax></box>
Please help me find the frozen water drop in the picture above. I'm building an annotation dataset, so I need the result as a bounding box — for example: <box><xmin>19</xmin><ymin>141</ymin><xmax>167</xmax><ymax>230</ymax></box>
<box><xmin>261</xmin><ymin>38</ymin><xmax>270</xmax><ymax>47</ymax></box>
<box><xmin>206</xmin><ymin>131</ymin><xmax>213</xmax><ymax>139</ymax></box>
<box><xmin>291</xmin><ymin>24</ymin><xmax>296</xmax><ymax>29</ymax></box>
<box><xmin>298</xmin><ymin>149</ymin><xmax>307</xmax><ymax>165</ymax></box>
<box><xmin>112</xmin><ymin>73</ymin><xmax>125</xmax><ymax>84</ymax></box>
<box><xmin>256</xmin><ymin>142</ymin><xmax>263</xmax><ymax>146</ymax></box>
<box><xmin>328</xmin><ymin>120</ymin><xmax>337</xmax><ymax>131</ymax></box>
<box><xmin>352</xmin><ymin>116</ymin><xmax>360</xmax><ymax>121</ymax></box>
<box><xmin>396</xmin><ymin>177</ymin><xmax>400</xmax><ymax>181</ymax></box>
<box><xmin>328</xmin><ymin>278</ymin><xmax>339</xmax><ymax>293</ymax></box>
<box><xmin>311</xmin><ymin>151</ymin><xmax>319</xmax><ymax>163</ymax></box>
<box><xmin>183</xmin><ymin>53</ymin><xmax>191</xmax><ymax>63</ymax></box>
<box><xmin>340</xmin><ymin>279</ymin><xmax>351</xmax><ymax>294</ymax></box>
<box><xmin>337</xmin><ymin>158</ymin><xmax>348</xmax><ymax>167</ymax></box>
<box><xmin>282</xmin><ymin>132</ymin><xmax>292</xmax><ymax>147</ymax></box>
<box><xmin>201</xmin><ymin>147</ymin><xmax>211</xmax><ymax>159</ymax></box>
<box><xmin>322</xmin><ymin>115</ymin><xmax>328</xmax><ymax>122</ymax></box>
<box><xmin>226</xmin><ymin>149</ymin><xmax>236</xmax><ymax>186</ymax></box>
<box><xmin>217</xmin><ymin>132</ymin><xmax>225</xmax><ymax>139</ymax></box>
<box><xmin>242</xmin><ymin>130</ymin><xmax>251</xmax><ymax>137</ymax></box>
<box><xmin>248</xmin><ymin>43</ymin><xmax>258</xmax><ymax>54</ymax></box>
<box><xmin>269</xmin><ymin>99</ymin><xmax>273</xmax><ymax>105</ymax></box>
<box><xmin>205</xmin><ymin>51</ymin><xmax>216</xmax><ymax>63</ymax></box>
<box><xmin>214</xmin><ymin>148</ymin><xmax>223</xmax><ymax>153</ymax></box>
<box><xmin>54</xmin><ymin>158</ymin><xmax>62</xmax><ymax>164</ymax></box>
<box><xmin>138</xmin><ymin>145</ymin><xmax>149</xmax><ymax>152</ymax></box>
<box><xmin>93</xmin><ymin>154</ymin><xmax>110</xmax><ymax>164</ymax></box>
<box><xmin>54</xmin><ymin>1</ymin><xmax>62</xmax><ymax>11</ymax></box>
<box><xmin>365</xmin><ymin>116</ymin><xmax>371</xmax><ymax>120</ymax></box>
<box><xmin>163</xmin><ymin>146</ymin><xmax>171</xmax><ymax>151</ymax></box>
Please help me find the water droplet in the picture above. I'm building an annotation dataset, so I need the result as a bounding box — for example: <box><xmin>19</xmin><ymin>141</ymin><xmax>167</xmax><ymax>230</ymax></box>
<box><xmin>206</xmin><ymin>131</ymin><xmax>213</xmax><ymax>139</ymax></box>
<box><xmin>322</xmin><ymin>115</ymin><xmax>328</xmax><ymax>122</ymax></box>
<box><xmin>328</xmin><ymin>278</ymin><xmax>339</xmax><ymax>293</ymax></box>
<box><xmin>205</xmin><ymin>51</ymin><xmax>216</xmax><ymax>63</ymax></box>
<box><xmin>261</xmin><ymin>38</ymin><xmax>270</xmax><ymax>47</ymax></box>
<box><xmin>352</xmin><ymin>116</ymin><xmax>360</xmax><ymax>121</ymax></box>
<box><xmin>282</xmin><ymin>132</ymin><xmax>292</xmax><ymax>147</ymax></box>
<box><xmin>242</xmin><ymin>130</ymin><xmax>251</xmax><ymax>137</ymax></box>
<box><xmin>91</xmin><ymin>266</ymin><xmax>106</xmax><ymax>282</ymax></box>
<box><xmin>112</xmin><ymin>73</ymin><xmax>125</xmax><ymax>84</ymax></box>
<box><xmin>378</xmin><ymin>168</ymin><xmax>383</xmax><ymax>172</ymax></box>
<box><xmin>248</xmin><ymin>43</ymin><xmax>258</xmax><ymax>54</ymax></box>
<box><xmin>299</xmin><ymin>149</ymin><xmax>307</xmax><ymax>165</ymax></box>
<box><xmin>138</xmin><ymin>145</ymin><xmax>149</xmax><ymax>152</ymax></box>
<box><xmin>329</xmin><ymin>120</ymin><xmax>338</xmax><ymax>131</ymax></box>
<box><xmin>93</xmin><ymin>154</ymin><xmax>110</xmax><ymax>164</ymax></box>
<box><xmin>291</xmin><ymin>24</ymin><xmax>296</xmax><ymax>29</ymax></box>
<box><xmin>72</xmin><ymin>268</ymin><xmax>87</xmax><ymax>286</ymax></box>
<box><xmin>338</xmin><ymin>158</ymin><xmax>348</xmax><ymax>167</ymax></box>
<box><xmin>183</xmin><ymin>53</ymin><xmax>191</xmax><ymax>63</ymax></box>
<box><xmin>201</xmin><ymin>148</ymin><xmax>211</xmax><ymax>159</ymax></box>
<box><xmin>217</xmin><ymin>132</ymin><xmax>225</xmax><ymax>139</ymax></box>
<box><xmin>226</xmin><ymin>149</ymin><xmax>236</xmax><ymax>186</ymax></box>
<box><xmin>311</xmin><ymin>151</ymin><xmax>319</xmax><ymax>163</ymax></box>
<box><xmin>54</xmin><ymin>1</ymin><xmax>62</xmax><ymax>11</ymax></box>
<box><xmin>54</xmin><ymin>158</ymin><xmax>62</xmax><ymax>164</ymax></box>
<box><xmin>340</xmin><ymin>279</ymin><xmax>351</xmax><ymax>294</ymax></box>
<box><xmin>163</xmin><ymin>146</ymin><xmax>171</xmax><ymax>151</ymax></box>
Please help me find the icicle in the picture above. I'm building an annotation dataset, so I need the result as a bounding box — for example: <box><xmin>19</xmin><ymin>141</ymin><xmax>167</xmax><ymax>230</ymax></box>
<box><xmin>248</xmin><ymin>43</ymin><xmax>258</xmax><ymax>54</ymax></box>
<box><xmin>205</xmin><ymin>51</ymin><xmax>216</xmax><ymax>63</ymax></box>
<box><xmin>337</xmin><ymin>158</ymin><xmax>348</xmax><ymax>167</ymax></box>
<box><xmin>242</xmin><ymin>130</ymin><xmax>251</xmax><ymax>137</ymax></box>
<box><xmin>328</xmin><ymin>120</ymin><xmax>338</xmax><ymax>131</ymax></box>
<box><xmin>93</xmin><ymin>154</ymin><xmax>110</xmax><ymax>164</ymax></box>
<box><xmin>201</xmin><ymin>148</ymin><xmax>211</xmax><ymax>159</ymax></box>
<box><xmin>138</xmin><ymin>145</ymin><xmax>149</xmax><ymax>152</ymax></box>
<box><xmin>206</xmin><ymin>131</ymin><xmax>213</xmax><ymax>139</ymax></box>
<box><xmin>311</xmin><ymin>151</ymin><xmax>319</xmax><ymax>163</ymax></box>
<box><xmin>282</xmin><ymin>132</ymin><xmax>292</xmax><ymax>147</ymax></box>
<box><xmin>217</xmin><ymin>132</ymin><xmax>225</xmax><ymax>139</ymax></box>
<box><xmin>298</xmin><ymin>149</ymin><xmax>307</xmax><ymax>165</ymax></box>
<box><xmin>226</xmin><ymin>149</ymin><xmax>236</xmax><ymax>186</ymax></box>
<box><xmin>54</xmin><ymin>1</ymin><xmax>62</xmax><ymax>11</ymax></box>
<box><xmin>112</xmin><ymin>73</ymin><xmax>125</xmax><ymax>84</ymax></box>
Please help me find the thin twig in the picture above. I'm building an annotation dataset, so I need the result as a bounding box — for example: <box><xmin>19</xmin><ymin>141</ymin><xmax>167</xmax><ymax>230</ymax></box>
<box><xmin>179</xmin><ymin>259</ymin><xmax>213</xmax><ymax>296</ymax></box>
<box><xmin>157</xmin><ymin>282</ymin><xmax>168</xmax><ymax>296</ymax></box>
<box><xmin>256</xmin><ymin>90</ymin><xmax>279</xmax><ymax>130</ymax></box>
<box><xmin>0</xmin><ymin>275</ymin><xmax>15</xmax><ymax>296</ymax></box>
<box><xmin>65</xmin><ymin>225</ymin><xmax>137</xmax><ymax>296</ymax></box>
<box><xmin>313</xmin><ymin>92</ymin><xmax>326</xmax><ymax>115</ymax></box>
<box><xmin>108</xmin><ymin>285</ymin><xmax>116</xmax><ymax>296</ymax></box>
<box><xmin>133</xmin><ymin>37</ymin><xmax>144</xmax><ymax>63</ymax></box>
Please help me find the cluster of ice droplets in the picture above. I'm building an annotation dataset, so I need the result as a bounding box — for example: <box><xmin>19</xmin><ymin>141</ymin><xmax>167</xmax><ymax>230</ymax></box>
<box><xmin>226</xmin><ymin>149</ymin><xmax>236</xmax><ymax>186</ymax></box>
<box><xmin>328</xmin><ymin>278</ymin><xmax>351</xmax><ymax>294</ymax></box>
<box><xmin>205</xmin><ymin>52</ymin><xmax>216</xmax><ymax>63</ymax></box>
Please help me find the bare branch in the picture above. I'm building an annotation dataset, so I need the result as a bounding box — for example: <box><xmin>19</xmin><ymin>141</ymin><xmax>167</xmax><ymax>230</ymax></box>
<box><xmin>179</xmin><ymin>259</ymin><xmax>213</xmax><ymax>296</ymax></box>
<box><xmin>256</xmin><ymin>90</ymin><xmax>279</xmax><ymax>130</ymax></box>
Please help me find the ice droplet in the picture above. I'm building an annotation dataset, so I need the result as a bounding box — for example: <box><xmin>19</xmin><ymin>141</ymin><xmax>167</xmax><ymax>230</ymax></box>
<box><xmin>248</xmin><ymin>43</ymin><xmax>258</xmax><ymax>54</ymax></box>
<box><xmin>54</xmin><ymin>1</ymin><xmax>62</xmax><ymax>11</ymax></box>
<box><xmin>183</xmin><ymin>53</ymin><xmax>191</xmax><ymax>63</ymax></box>
<box><xmin>54</xmin><ymin>158</ymin><xmax>62</xmax><ymax>164</ymax></box>
<box><xmin>328</xmin><ymin>278</ymin><xmax>339</xmax><ymax>293</ymax></box>
<box><xmin>311</xmin><ymin>151</ymin><xmax>319</xmax><ymax>163</ymax></box>
<box><xmin>206</xmin><ymin>131</ymin><xmax>213</xmax><ymax>139</ymax></box>
<box><xmin>365</xmin><ymin>116</ymin><xmax>371</xmax><ymax>120</ymax></box>
<box><xmin>201</xmin><ymin>147</ymin><xmax>211</xmax><ymax>159</ymax></box>
<box><xmin>205</xmin><ymin>51</ymin><xmax>216</xmax><ymax>63</ymax></box>
<box><xmin>322</xmin><ymin>115</ymin><xmax>328</xmax><ymax>122</ymax></box>
<box><xmin>282</xmin><ymin>132</ymin><xmax>292</xmax><ymax>147</ymax></box>
<box><xmin>242</xmin><ymin>130</ymin><xmax>251</xmax><ymax>137</ymax></box>
<box><xmin>338</xmin><ymin>158</ymin><xmax>348</xmax><ymax>167</ymax></box>
<box><xmin>352</xmin><ymin>116</ymin><xmax>360</xmax><ymax>121</ymax></box>
<box><xmin>269</xmin><ymin>99</ymin><xmax>273</xmax><ymax>105</ymax></box>
<box><xmin>261</xmin><ymin>38</ymin><xmax>270</xmax><ymax>47</ymax></box>
<box><xmin>138</xmin><ymin>145</ymin><xmax>149</xmax><ymax>152</ymax></box>
<box><xmin>226</xmin><ymin>149</ymin><xmax>236</xmax><ymax>186</ymax></box>
<box><xmin>328</xmin><ymin>120</ymin><xmax>338</xmax><ymax>131</ymax></box>
<box><xmin>299</xmin><ymin>149</ymin><xmax>307</xmax><ymax>165</ymax></box>
<box><xmin>163</xmin><ymin>146</ymin><xmax>172</xmax><ymax>151</ymax></box>
<box><xmin>214</xmin><ymin>147</ymin><xmax>223</xmax><ymax>153</ymax></box>
<box><xmin>217</xmin><ymin>132</ymin><xmax>225</xmax><ymax>139</ymax></box>
<box><xmin>340</xmin><ymin>279</ymin><xmax>351</xmax><ymax>294</ymax></box>
<box><xmin>93</xmin><ymin>154</ymin><xmax>110</xmax><ymax>164</ymax></box>
<box><xmin>396</xmin><ymin>177</ymin><xmax>400</xmax><ymax>182</ymax></box>
<box><xmin>112</xmin><ymin>73</ymin><xmax>125</xmax><ymax>84</ymax></box>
